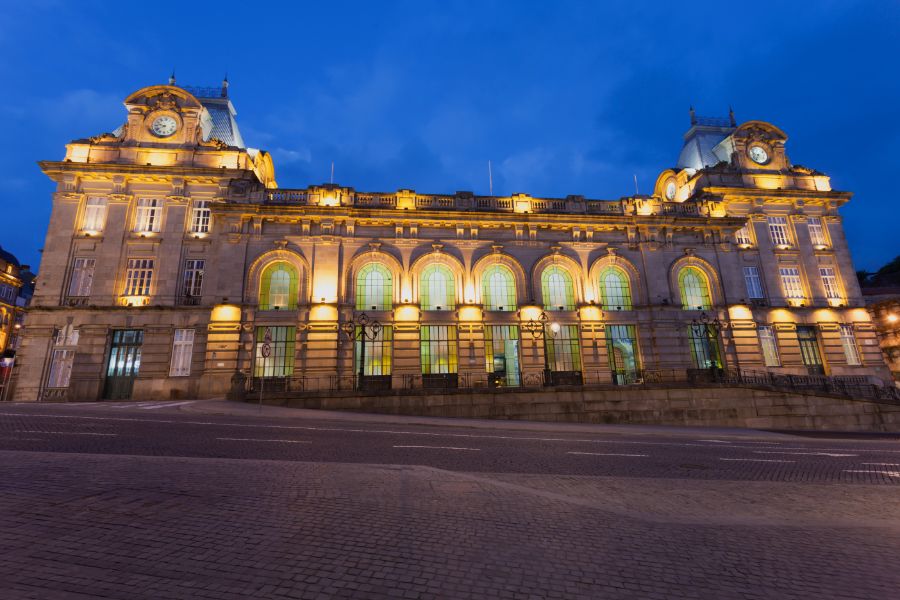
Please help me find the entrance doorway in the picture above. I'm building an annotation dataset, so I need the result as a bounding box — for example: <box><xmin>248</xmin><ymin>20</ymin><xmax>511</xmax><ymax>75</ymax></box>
<box><xmin>796</xmin><ymin>326</ymin><xmax>826</xmax><ymax>375</ymax></box>
<box><xmin>103</xmin><ymin>329</ymin><xmax>143</xmax><ymax>400</ymax></box>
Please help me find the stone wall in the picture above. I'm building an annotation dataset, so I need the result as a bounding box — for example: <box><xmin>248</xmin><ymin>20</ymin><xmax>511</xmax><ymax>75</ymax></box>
<box><xmin>256</xmin><ymin>386</ymin><xmax>900</xmax><ymax>432</ymax></box>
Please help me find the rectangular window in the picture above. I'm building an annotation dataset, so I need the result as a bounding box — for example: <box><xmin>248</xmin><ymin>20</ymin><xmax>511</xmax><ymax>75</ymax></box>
<box><xmin>355</xmin><ymin>325</ymin><xmax>393</xmax><ymax>376</ymax></box>
<box><xmin>182</xmin><ymin>259</ymin><xmax>205</xmax><ymax>299</ymax></box>
<box><xmin>758</xmin><ymin>325</ymin><xmax>780</xmax><ymax>367</ymax></box>
<box><xmin>839</xmin><ymin>324</ymin><xmax>862</xmax><ymax>366</ymax></box>
<box><xmin>169</xmin><ymin>329</ymin><xmax>195</xmax><ymax>376</ymax></box>
<box><xmin>47</xmin><ymin>350</ymin><xmax>75</xmax><ymax>388</ymax></box>
<box><xmin>134</xmin><ymin>198</ymin><xmax>162</xmax><ymax>233</ymax></box>
<box><xmin>735</xmin><ymin>224</ymin><xmax>753</xmax><ymax>246</ymax></box>
<box><xmin>819</xmin><ymin>267</ymin><xmax>841</xmax><ymax>300</ymax></box>
<box><xmin>743</xmin><ymin>266</ymin><xmax>764</xmax><ymax>299</ymax></box>
<box><xmin>420</xmin><ymin>325</ymin><xmax>458</xmax><ymax>374</ymax></box>
<box><xmin>779</xmin><ymin>267</ymin><xmax>804</xmax><ymax>300</ymax></box>
<box><xmin>485</xmin><ymin>325</ymin><xmax>521</xmax><ymax>386</ymax></box>
<box><xmin>68</xmin><ymin>258</ymin><xmax>95</xmax><ymax>297</ymax></box>
<box><xmin>0</xmin><ymin>283</ymin><xmax>15</xmax><ymax>303</ymax></box>
<box><xmin>807</xmin><ymin>217</ymin><xmax>828</xmax><ymax>247</ymax></box>
<box><xmin>124</xmin><ymin>258</ymin><xmax>154</xmax><ymax>296</ymax></box>
<box><xmin>545</xmin><ymin>324</ymin><xmax>582</xmax><ymax>373</ymax></box>
<box><xmin>82</xmin><ymin>196</ymin><xmax>107</xmax><ymax>232</ymax></box>
<box><xmin>190</xmin><ymin>200</ymin><xmax>211</xmax><ymax>233</ymax></box>
<box><xmin>47</xmin><ymin>325</ymin><xmax>79</xmax><ymax>389</ymax></box>
<box><xmin>767</xmin><ymin>216</ymin><xmax>791</xmax><ymax>247</ymax></box>
<box><xmin>254</xmin><ymin>326</ymin><xmax>296</xmax><ymax>378</ymax></box>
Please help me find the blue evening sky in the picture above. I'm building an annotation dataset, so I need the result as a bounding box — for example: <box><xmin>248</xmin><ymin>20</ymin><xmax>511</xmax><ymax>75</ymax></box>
<box><xmin>1</xmin><ymin>1</ymin><xmax>897</xmax><ymax>271</ymax></box>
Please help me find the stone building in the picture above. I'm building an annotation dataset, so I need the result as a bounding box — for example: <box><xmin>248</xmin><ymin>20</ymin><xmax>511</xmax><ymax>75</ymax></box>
<box><xmin>12</xmin><ymin>81</ymin><xmax>892</xmax><ymax>401</ymax></box>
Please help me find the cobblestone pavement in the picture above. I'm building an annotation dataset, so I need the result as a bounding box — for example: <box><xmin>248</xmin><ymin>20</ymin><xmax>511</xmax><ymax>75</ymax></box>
<box><xmin>1</xmin><ymin>402</ymin><xmax>899</xmax><ymax>599</ymax></box>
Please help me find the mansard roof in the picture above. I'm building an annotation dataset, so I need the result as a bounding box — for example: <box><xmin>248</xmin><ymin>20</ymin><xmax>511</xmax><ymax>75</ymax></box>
<box><xmin>676</xmin><ymin>114</ymin><xmax>735</xmax><ymax>171</ymax></box>
<box><xmin>180</xmin><ymin>85</ymin><xmax>246</xmax><ymax>148</ymax></box>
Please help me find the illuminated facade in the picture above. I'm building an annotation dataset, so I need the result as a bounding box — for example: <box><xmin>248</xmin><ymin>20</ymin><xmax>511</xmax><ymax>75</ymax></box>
<box><xmin>12</xmin><ymin>83</ymin><xmax>892</xmax><ymax>401</ymax></box>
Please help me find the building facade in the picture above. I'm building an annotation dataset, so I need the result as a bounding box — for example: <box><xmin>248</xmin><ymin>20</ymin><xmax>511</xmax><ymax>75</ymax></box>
<box><xmin>12</xmin><ymin>82</ymin><xmax>892</xmax><ymax>401</ymax></box>
<box><xmin>1</xmin><ymin>246</ymin><xmax>32</xmax><ymax>399</ymax></box>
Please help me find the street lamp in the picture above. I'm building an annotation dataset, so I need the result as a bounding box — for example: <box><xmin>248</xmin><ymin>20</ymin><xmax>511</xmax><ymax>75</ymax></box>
<box><xmin>339</xmin><ymin>312</ymin><xmax>383</xmax><ymax>390</ymax></box>
<box><xmin>690</xmin><ymin>311</ymin><xmax>728</xmax><ymax>373</ymax></box>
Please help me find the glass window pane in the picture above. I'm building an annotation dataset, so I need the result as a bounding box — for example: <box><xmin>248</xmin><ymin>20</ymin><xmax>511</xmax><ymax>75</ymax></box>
<box><xmin>599</xmin><ymin>267</ymin><xmax>632</xmax><ymax>310</ymax></box>
<box><xmin>541</xmin><ymin>266</ymin><xmax>575</xmax><ymax>310</ymax></box>
<box><xmin>482</xmin><ymin>265</ymin><xmax>516</xmax><ymax>311</ymax></box>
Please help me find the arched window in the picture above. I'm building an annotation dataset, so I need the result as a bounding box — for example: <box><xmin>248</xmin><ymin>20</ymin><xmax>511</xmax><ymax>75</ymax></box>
<box><xmin>420</xmin><ymin>264</ymin><xmax>456</xmax><ymax>310</ymax></box>
<box><xmin>541</xmin><ymin>266</ymin><xmax>575</xmax><ymax>310</ymax></box>
<box><xmin>259</xmin><ymin>263</ymin><xmax>298</xmax><ymax>310</ymax></box>
<box><xmin>598</xmin><ymin>267</ymin><xmax>632</xmax><ymax>310</ymax></box>
<box><xmin>482</xmin><ymin>265</ymin><xmax>517</xmax><ymax>311</ymax></box>
<box><xmin>356</xmin><ymin>263</ymin><xmax>392</xmax><ymax>310</ymax></box>
<box><xmin>679</xmin><ymin>266</ymin><xmax>712</xmax><ymax>310</ymax></box>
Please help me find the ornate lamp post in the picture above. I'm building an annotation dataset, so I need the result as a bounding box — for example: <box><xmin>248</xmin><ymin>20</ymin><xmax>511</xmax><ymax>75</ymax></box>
<box><xmin>522</xmin><ymin>309</ymin><xmax>563</xmax><ymax>385</ymax></box>
<box><xmin>690</xmin><ymin>311</ymin><xmax>728</xmax><ymax>374</ymax></box>
<box><xmin>339</xmin><ymin>312</ymin><xmax>383</xmax><ymax>389</ymax></box>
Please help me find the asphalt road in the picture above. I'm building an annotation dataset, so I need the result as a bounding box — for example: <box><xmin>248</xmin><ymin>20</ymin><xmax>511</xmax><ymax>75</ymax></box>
<box><xmin>1</xmin><ymin>400</ymin><xmax>899</xmax><ymax>599</ymax></box>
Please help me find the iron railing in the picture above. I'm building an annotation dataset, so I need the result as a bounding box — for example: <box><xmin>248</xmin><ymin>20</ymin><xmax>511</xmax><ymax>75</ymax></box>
<box><xmin>240</xmin><ymin>367</ymin><xmax>900</xmax><ymax>405</ymax></box>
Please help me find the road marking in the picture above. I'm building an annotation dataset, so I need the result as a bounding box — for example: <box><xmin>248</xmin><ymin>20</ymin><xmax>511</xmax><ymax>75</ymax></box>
<box><xmin>215</xmin><ymin>437</ymin><xmax>311</xmax><ymax>443</ymax></box>
<box><xmin>393</xmin><ymin>445</ymin><xmax>480</xmax><ymax>451</ymax></box>
<box><xmin>698</xmin><ymin>439</ymin><xmax>731</xmax><ymax>443</ymax></box>
<box><xmin>843</xmin><ymin>469</ymin><xmax>900</xmax><ymax>477</ymax></box>
<box><xmin>15</xmin><ymin>431</ymin><xmax>117</xmax><ymax>436</ymax></box>
<box><xmin>719</xmin><ymin>458</ymin><xmax>795</xmax><ymax>463</ymax></box>
<box><xmin>566</xmin><ymin>451</ymin><xmax>648</xmax><ymax>457</ymax></box>
<box><xmin>753</xmin><ymin>451</ymin><xmax>857</xmax><ymax>457</ymax></box>
<box><xmin>862</xmin><ymin>463</ymin><xmax>900</xmax><ymax>466</ymax></box>
<box><xmin>141</xmin><ymin>401</ymin><xmax>197</xmax><ymax>410</ymax></box>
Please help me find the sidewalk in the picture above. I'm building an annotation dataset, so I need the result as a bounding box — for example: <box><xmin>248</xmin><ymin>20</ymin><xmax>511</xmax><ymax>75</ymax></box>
<box><xmin>179</xmin><ymin>398</ymin><xmax>800</xmax><ymax>440</ymax></box>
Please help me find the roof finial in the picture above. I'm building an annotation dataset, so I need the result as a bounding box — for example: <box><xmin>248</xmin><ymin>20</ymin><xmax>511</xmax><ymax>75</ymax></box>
<box><xmin>169</xmin><ymin>69</ymin><xmax>176</xmax><ymax>86</ymax></box>
<box><xmin>689</xmin><ymin>105</ymin><xmax>697</xmax><ymax>126</ymax></box>
<box><xmin>729</xmin><ymin>105</ymin><xmax>736</xmax><ymax>127</ymax></box>
<box><xmin>221</xmin><ymin>73</ymin><xmax>229</xmax><ymax>98</ymax></box>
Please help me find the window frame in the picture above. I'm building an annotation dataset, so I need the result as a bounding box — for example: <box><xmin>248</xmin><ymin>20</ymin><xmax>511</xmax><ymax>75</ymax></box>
<box><xmin>355</xmin><ymin>263</ymin><xmax>393</xmax><ymax>311</ymax></box>
<box><xmin>190</xmin><ymin>200</ymin><xmax>211</xmax><ymax>234</ymax></box>
<box><xmin>134</xmin><ymin>198</ymin><xmax>163</xmax><ymax>233</ymax></box>
<box><xmin>678</xmin><ymin>267</ymin><xmax>712</xmax><ymax>310</ymax></box>
<box><xmin>839</xmin><ymin>324</ymin><xmax>862</xmax><ymax>366</ymax></box>
<box><xmin>169</xmin><ymin>328</ymin><xmax>195</xmax><ymax>377</ymax></box>
<box><xmin>68</xmin><ymin>257</ymin><xmax>96</xmax><ymax>297</ymax></box>
<box><xmin>743</xmin><ymin>266</ymin><xmax>765</xmax><ymax>300</ymax></box>
<box><xmin>124</xmin><ymin>258</ymin><xmax>154</xmax><ymax>296</ymax></box>
<box><xmin>82</xmin><ymin>196</ymin><xmax>108</xmax><ymax>232</ymax></box>
<box><xmin>779</xmin><ymin>267</ymin><xmax>805</xmax><ymax>300</ymax></box>
<box><xmin>757</xmin><ymin>325</ymin><xmax>781</xmax><ymax>367</ymax></box>
<box><xmin>419</xmin><ymin>264</ymin><xmax>456</xmax><ymax>311</ymax></box>
<box><xmin>541</xmin><ymin>265</ymin><xmax>576</xmax><ymax>311</ymax></box>
<box><xmin>481</xmin><ymin>264</ymin><xmax>517</xmax><ymax>311</ymax></box>
<box><xmin>767</xmin><ymin>216</ymin><xmax>791</xmax><ymax>247</ymax></box>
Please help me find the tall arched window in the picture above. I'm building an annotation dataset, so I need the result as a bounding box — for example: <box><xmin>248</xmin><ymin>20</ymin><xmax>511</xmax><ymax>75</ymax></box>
<box><xmin>598</xmin><ymin>267</ymin><xmax>632</xmax><ymax>310</ymax></box>
<box><xmin>482</xmin><ymin>265</ymin><xmax>517</xmax><ymax>311</ymax></box>
<box><xmin>541</xmin><ymin>266</ymin><xmax>575</xmax><ymax>310</ymax></box>
<box><xmin>420</xmin><ymin>264</ymin><xmax>456</xmax><ymax>310</ymax></box>
<box><xmin>259</xmin><ymin>263</ymin><xmax>298</xmax><ymax>310</ymax></box>
<box><xmin>356</xmin><ymin>263</ymin><xmax>392</xmax><ymax>310</ymax></box>
<box><xmin>679</xmin><ymin>266</ymin><xmax>712</xmax><ymax>310</ymax></box>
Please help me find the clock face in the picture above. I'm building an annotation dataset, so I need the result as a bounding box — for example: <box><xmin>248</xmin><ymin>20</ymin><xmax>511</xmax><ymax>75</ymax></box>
<box><xmin>748</xmin><ymin>145</ymin><xmax>769</xmax><ymax>164</ymax></box>
<box><xmin>665</xmin><ymin>181</ymin><xmax>677</xmax><ymax>201</ymax></box>
<box><xmin>150</xmin><ymin>115</ymin><xmax>178</xmax><ymax>137</ymax></box>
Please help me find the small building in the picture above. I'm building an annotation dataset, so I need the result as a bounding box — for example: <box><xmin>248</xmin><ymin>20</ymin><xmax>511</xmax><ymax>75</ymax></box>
<box><xmin>11</xmin><ymin>80</ymin><xmax>892</xmax><ymax>402</ymax></box>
